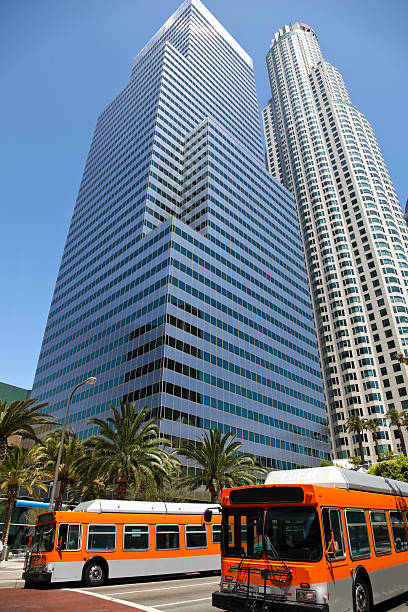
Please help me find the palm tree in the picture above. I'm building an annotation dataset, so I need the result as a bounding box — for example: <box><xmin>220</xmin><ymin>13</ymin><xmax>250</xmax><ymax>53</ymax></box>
<box><xmin>68</xmin><ymin>474</ymin><xmax>108</xmax><ymax>504</ymax></box>
<box><xmin>81</xmin><ymin>402</ymin><xmax>175</xmax><ymax>500</ymax></box>
<box><xmin>178</xmin><ymin>429</ymin><xmax>267</xmax><ymax>503</ymax></box>
<box><xmin>345</xmin><ymin>415</ymin><xmax>367</xmax><ymax>463</ymax></box>
<box><xmin>385</xmin><ymin>407</ymin><xmax>408</xmax><ymax>456</ymax></box>
<box><xmin>0</xmin><ymin>447</ymin><xmax>46</xmax><ymax>548</ymax></box>
<box><xmin>364</xmin><ymin>419</ymin><xmax>382</xmax><ymax>463</ymax></box>
<box><xmin>0</xmin><ymin>399</ymin><xmax>53</xmax><ymax>466</ymax></box>
<box><xmin>392</xmin><ymin>352</ymin><xmax>408</xmax><ymax>366</ymax></box>
<box><xmin>29</xmin><ymin>430</ymin><xmax>84</xmax><ymax>510</ymax></box>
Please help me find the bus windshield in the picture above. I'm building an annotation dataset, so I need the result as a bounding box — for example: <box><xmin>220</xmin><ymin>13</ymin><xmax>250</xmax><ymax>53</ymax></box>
<box><xmin>265</xmin><ymin>507</ymin><xmax>322</xmax><ymax>562</ymax></box>
<box><xmin>222</xmin><ymin>509</ymin><xmax>263</xmax><ymax>559</ymax></box>
<box><xmin>32</xmin><ymin>523</ymin><xmax>56</xmax><ymax>553</ymax></box>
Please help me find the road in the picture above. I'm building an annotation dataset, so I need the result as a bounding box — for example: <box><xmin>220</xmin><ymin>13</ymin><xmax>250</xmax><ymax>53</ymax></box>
<box><xmin>76</xmin><ymin>572</ymin><xmax>220</xmax><ymax>611</ymax></box>
<box><xmin>2</xmin><ymin>574</ymin><xmax>408</xmax><ymax>611</ymax></box>
<box><xmin>74</xmin><ymin>575</ymin><xmax>408</xmax><ymax>612</ymax></box>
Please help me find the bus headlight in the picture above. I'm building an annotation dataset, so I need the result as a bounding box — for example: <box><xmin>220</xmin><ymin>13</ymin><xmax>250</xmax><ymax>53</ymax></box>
<box><xmin>296</xmin><ymin>589</ymin><xmax>317</xmax><ymax>603</ymax></box>
<box><xmin>221</xmin><ymin>577</ymin><xmax>236</xmax><ymax>592</ymax></box>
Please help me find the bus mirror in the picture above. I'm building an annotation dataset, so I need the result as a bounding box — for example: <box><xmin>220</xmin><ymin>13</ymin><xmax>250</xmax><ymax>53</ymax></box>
<box><xmin>203</xmin><ymin>509</ymin><xmax>213</xmax><ymax>523</ymax></box>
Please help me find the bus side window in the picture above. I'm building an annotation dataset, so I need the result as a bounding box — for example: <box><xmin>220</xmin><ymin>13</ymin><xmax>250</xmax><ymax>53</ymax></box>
<box><xmin>87</xmin><ymin>524</ymin><xmax>116</xmax><ymax>552</ymax></box>
<box><xmin>156</xmin><ymin>525</ymin><xmax>180</xmax><ymax>550</ymax></box>
<box><xmin>321</xmin><ymin>508</ymin><xmax>345</xmax><ymax>558</ymax></box>
<box><xmin>389</xmin><ymin>511</ymin><xmax>408</xmax><ymax>552</ymax></box>
<box><xmin>57</xmin><ymin>524</ymin><xmax>82</xmax><ymax>551</ymax></box>
<box><xmin>123</xmin><ymin>525</ymin><xmax>149</xmax><ymax>551</ymax></box>
<box><xmin>185</xmin><ymin>524</ymin><xmax>207</xmax><ymax>549</ymax></box>
<box><xmin>212</xmin><ymin>524</ymin><xmax>221</xmax><ymax>544</ymax></box>
<box><xmin>67</xmin><ymin>525</ymin><xmax>82</xmax><ymax>550</ymax></box>
<box><xmin>57</xmin><ymin>524</ymin><xmax>68</xmax><ymax>550</ymax></box>
<box><xmin>345</xmin><ymin>510</ymin><xmax>370</xmax><ymax>559</ymax></box>
<box><xmin>369</xmin><ymin>511</ymin><xmax>392</xmax><ymax>555</ymax></box>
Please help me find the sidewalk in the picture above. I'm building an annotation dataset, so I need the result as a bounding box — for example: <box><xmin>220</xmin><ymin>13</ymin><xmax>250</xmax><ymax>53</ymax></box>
<box><xmin>0</xmin><ymin>558</ymin><xmax>25</xmax><ymax>589</ymax></box>
<box><xmin>0</xmin><ymin>588</ymin><xmax>158</xmax><ymax>611</ymax></box>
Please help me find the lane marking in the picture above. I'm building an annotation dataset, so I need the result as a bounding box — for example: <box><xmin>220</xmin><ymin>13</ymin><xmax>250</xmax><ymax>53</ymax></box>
<box><xmin>156</xmin><ymin>597</ymin><xmax>212</xmax><ymax>607</ymax></box>
<box><xmin>64</xmin><ymin>588</ymin><xmax>159</xmax><ymax>611</ymax></box>
<box><xmin>112</xmin><ymin>580</ymin><xmax>219</xmax><ymax>596</ymax></box>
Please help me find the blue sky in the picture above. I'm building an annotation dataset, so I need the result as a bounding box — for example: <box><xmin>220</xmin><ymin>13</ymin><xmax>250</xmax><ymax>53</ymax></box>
<box><xmin>1</xmin><ymin>0</ymin><xmax>407</xmax><ymax>390</ymax></box>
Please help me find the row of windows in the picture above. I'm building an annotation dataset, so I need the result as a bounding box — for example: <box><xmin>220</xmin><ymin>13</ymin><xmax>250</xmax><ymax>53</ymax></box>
<box><xmin>323</xmin><ymin>507</ymin><xmax>408</xmax><ymax>561</ymax></box>
<box><xmin>57</xmin><ymin>522</ymin><xmax>221</xmax><ymax>553</ymax></box>
<box><xmin>123</xmin><ymin>384</ymin><xmax>328</xmax><ymax>458</ymax></box>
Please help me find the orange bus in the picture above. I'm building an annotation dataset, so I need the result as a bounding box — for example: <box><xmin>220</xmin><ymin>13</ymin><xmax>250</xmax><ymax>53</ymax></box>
<box><xmin>23</xmin><ymin>499</ymin><xmax>221</xmax><ymax>587</ymax></box>
<box><xmin>209</xmin><ymin>467</ymin><xmax>408</xmax><ymax>612</ymax></box>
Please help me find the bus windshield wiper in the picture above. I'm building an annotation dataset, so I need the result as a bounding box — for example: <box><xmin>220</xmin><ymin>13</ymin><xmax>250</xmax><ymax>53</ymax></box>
<box><xmin>263</xmin><ymin>532</ymin><xmax>291</xmax><ymax>578</ymax></box>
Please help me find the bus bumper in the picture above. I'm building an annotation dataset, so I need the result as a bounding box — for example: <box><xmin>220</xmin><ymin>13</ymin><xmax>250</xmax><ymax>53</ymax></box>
<box><xmin>212</xmin><ymin>591</ymin><xmax>329</xmax><ymax>612</ymax></box>
<box><xmin>23</xmin><ymin>571</ymin><xmax>52</xmax><ymax>584</ymax></box>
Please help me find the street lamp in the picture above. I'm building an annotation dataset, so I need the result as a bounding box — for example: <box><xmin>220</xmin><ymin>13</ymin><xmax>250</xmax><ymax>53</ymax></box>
<box><xmin>48</xmin><ymin>376</ymin><xmax>97</xmax><ymax>509</ymax></box>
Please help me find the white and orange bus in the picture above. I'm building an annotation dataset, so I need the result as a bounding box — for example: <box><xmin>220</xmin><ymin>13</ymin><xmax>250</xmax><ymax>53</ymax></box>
<box><xmin>23</xmin><ymin>500</ymin><xmax>221</xmax><ymax>587</ymax></box>
<box><xmin>209</xmin><ymin>467</ymin><xmax>408</xmax><ymax>612</ymax></box>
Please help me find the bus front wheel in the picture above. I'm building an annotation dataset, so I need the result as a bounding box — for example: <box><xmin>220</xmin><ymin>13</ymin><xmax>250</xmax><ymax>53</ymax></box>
<box><xmin>354</xmin><ymin>579</ymin><xmax>370</xmax><ymax>612</ymax></box>
<box><xmin>82</xmin><ymin>559</ymin><xmax>107</xmax><ymax>587</ymax></box>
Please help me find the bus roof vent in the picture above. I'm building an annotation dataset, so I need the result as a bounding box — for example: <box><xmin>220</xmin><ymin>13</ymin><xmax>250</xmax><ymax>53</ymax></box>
<box><xmin>72</xmin><ymin>499</ymin><xmax>221</xmax><ymax>514</ymax></box>
<box><xmin>264</xmin><ymin>467</ymin><xmax>408</xmax><ymax>497</ymax></box>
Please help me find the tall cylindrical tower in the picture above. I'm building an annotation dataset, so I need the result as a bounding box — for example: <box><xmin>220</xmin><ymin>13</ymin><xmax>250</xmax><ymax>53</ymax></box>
<box><xmin>263</xmin><ymin>22</ymin><xmax>408</xmax><ymax>462</ymax></box>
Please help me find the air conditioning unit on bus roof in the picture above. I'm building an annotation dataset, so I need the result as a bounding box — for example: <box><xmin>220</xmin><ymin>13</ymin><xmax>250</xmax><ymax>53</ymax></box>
<box><xmin>72</xmin><ymin>499</ymin><xmax>222</xmax><ymax>514</ymax></box>
<box><xmin>264</xmin><ymin>466</ymin><xmax>408</xmax><ymax>497</ymax></box>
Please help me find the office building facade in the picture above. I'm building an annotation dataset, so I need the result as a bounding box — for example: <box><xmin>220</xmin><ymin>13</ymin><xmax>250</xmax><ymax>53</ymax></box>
<box><xmin>31</xmin><ymin>2</ymin><xmax>330</xmax><ymax>469</ymax></box>
<box><xmin>263</xmin><ymin>23</ymin><xmax>408</xmax><ymax>461</ymax></box>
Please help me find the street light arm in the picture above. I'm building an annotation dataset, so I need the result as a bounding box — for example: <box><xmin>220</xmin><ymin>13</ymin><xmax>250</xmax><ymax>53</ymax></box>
<box><xmin>48</xmin><ymin>377</ymin><xmax>96</xmax><ymax>509</ymax></box>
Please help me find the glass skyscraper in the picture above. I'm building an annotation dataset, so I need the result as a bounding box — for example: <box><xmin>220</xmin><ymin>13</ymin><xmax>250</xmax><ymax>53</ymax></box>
<box><xmin>31</xmin><ymin>1</ymin><xmax>330</xmax><ymax>469</ymax></box>
<box><xmin>263</xmin><ymin>23</ymin><xmax>408</xmax><ymax>461</ymax></box>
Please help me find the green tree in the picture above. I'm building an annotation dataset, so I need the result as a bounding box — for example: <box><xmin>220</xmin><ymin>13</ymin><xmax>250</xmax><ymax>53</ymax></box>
<box><xmin>30</xmin><ymin>430</ymin><xmax>84</xmax><ymax>510</ymax></box>
<box><xmin>385</xmin><ymin>407</ymin><xmax>408</xmax><ymax>456</ymax></box>
<box><xmin>345</xmin><ymin>415</ymin><xmax>368</xmax><ymax>462</ymax></box>
<box><xmin>81</xmin><ymin>402</ymin><xmax>175</xmax><ymax>500</ymax></box>
<box><xmin>364</xmin><ymin>419</ymin><xmax>382</xmax><ymax>463</ymax></box>
<box><xmin>68</xmin><ymin>474</ymin><xmax>108</xmax><ymax>504</ymax></box>
<box><xmin>178</xmin><ymin>429</ymin><xmax>267</xmax><ymax>503</ymax></box>
<box><xmin>0</xmin><ymin>447</ymin><xmax>46</xmax><ymax>548</ymax></box>
<box><xmin>392</xmin><ymin>352</ymin><xmax>408</xmax><ymax>366</ymax></box>
<box><xmin>0</xmin><ymin>399</ymin><xmax>53</xmax><ymax>466</ymax></box>
<box><xmin>368</xmin><ymin>455</ymin><xmax>408</xmax><ymax>482</ymax></box>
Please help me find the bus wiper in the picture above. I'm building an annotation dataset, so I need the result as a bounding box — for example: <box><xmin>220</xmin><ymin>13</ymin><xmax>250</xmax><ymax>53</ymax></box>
<box><xmin>237</xmin><ymin>546</ymin><xmax>247</xmax><ymax>573</ymax></box>
<box><xmin>263</xmin><ymin>532</ymin><xmax>292</xmax><ymax>579</ymax></box>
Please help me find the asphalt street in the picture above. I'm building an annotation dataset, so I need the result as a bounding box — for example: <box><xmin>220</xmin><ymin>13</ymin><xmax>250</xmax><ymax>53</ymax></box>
<box><xmin>2</xmin><ymin>574</ymin><xmax>408</xmax><ymax>611</ymax></box>
<box><xmin>71</xmin><ymin>573</ymin><xmax>220</xmax><ymax>611</ymax></box>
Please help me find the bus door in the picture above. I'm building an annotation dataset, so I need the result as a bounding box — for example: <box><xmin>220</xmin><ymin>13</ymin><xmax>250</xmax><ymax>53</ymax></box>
<box><xmin>321</xmin><ymin>508</ymin><xmax>350</xmax><ymax>612</ymax></box>
<box><xmin>54</xmin><ymin>523</ymin><xmax>83</xmax><ymax>581</ymax></box>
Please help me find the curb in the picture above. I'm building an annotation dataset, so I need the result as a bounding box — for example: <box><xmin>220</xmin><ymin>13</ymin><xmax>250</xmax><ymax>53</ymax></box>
<box><xmin>0</xmin><ymin>579</ymin><xmax>25</xmax><ymax>589</ymax></box>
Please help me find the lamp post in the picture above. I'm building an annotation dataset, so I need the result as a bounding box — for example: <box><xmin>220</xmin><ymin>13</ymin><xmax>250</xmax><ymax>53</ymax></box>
<box><xmin>48</xmin><ymin>377</ymin><xmax>97</xmax><ymax>509</ymax></box>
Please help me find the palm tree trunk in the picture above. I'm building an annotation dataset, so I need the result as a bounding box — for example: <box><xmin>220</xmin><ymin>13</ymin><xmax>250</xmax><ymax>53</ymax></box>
<box><xmin>116</xmin><ymin>480</ymin><xmax>128</xmax><ymax>500</ymax></box>
<box><xmin>373</xmin><ymin>435</ymin><xmax>381</xmax><ymax>463</ymax></box>
<box><xmin>208</xmin><ymin>484</ymin><xmax>218</xmax><ymax>503</ymax></box>
<box><xmin>0</xmin><ymin>437</ymin><xmax>7</xmax><ymax>466</ymax></box>
<box><xmin>55</xmin><ymin>478</ymin><xmax>67</xmax><ymax>511</ymax></box>
<box><xmin>397</xmin><ymin>425</ymin><xmax>407</xmax><ymax>456</ymax></box>
<box><xmin>357</xmin><ymin>433</ymin><xmax>365</xmax><ymax>462</ymax></box>
<box><xmin>2</xmin><ymin>486</ymin><xmax>17</xmax><ymax>548</ymax></box>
